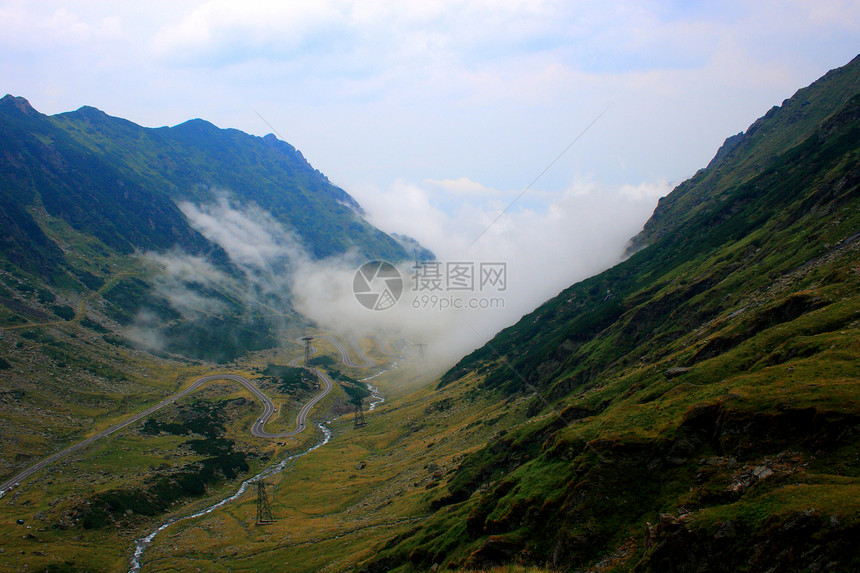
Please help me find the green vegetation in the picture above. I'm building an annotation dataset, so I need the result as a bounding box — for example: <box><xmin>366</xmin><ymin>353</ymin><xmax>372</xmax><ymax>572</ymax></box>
<box><xmin>49</xmin><ymin>304</ymin><xmax>75</xmax><ymax>320</ymax></box>
<box><xmin>0</xmin><ymin>59</ymin><xmax>858</xmax><ymax>573</ymax></box>
<box><xmin>260</xmin><ymin>363</ymin><xmax>309</xmax><ymax>393</ymax></box>
<box><xmin>0</xmin><ymin>92</ymin><xmax>430</xmax><ymax>367</ymax></box>
<box><xmin>364</xmin><ymin>55</ymin><xmax>860</xmax><ymax>572</ymax></box>
<box><xmin>0</xmin><ymin>94</ymin><xmax>421</xmax><ymax>265</ymax></box>
<box><xmin>308</xmin><ymin>355</ymin><xmax>337</xmax><ymax>367</ymax></box>
<box><xmin>77</xmin><ymin>399</ymin><xmax>256</xmax><ymax>530</ymax></box>
<box><xmin>101</xmin><ymin>277</ymin><xmax>179</xmax><ymax>325</ymax></box>
<box><xmin>79</xmin><ymin>317</ymin><xmax>108</xmax><ymax>333</ymax></box>
<box><xmin>329</xmin><ymin>369</ymin><xmax>371</xmax><ymax>406</ymax></box>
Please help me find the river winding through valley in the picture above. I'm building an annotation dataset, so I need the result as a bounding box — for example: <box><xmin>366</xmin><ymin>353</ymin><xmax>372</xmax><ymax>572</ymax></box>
<box><xmin>129</xmin><ymin>335</ymin><xmax>395</xmax><ymax>572</ymax></box>
<box><xmin>128</xmin><ymin>423</ymin><xmax>333</xmax><ymax>572</ymax></box>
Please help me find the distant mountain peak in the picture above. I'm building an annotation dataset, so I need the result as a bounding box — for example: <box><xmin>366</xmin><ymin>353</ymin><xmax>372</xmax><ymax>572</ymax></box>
<box><xmin>171</xmin><ymin>117</ymin><xmax>222</xmax><ymax>135</ymax></box>
<box><xmin>0</xmin><ymin>94</ymin><xmax>38</xmax><ymax>116</ymax></box>
<box><xmin>630</xmin><ymin>52</ymin><xmax>860</xmax><ymax>251</ymax></box>
<box><xmin>71</xmin><ymin>105</ymin><xmax>108</xmax><ymax>118</ymax></box>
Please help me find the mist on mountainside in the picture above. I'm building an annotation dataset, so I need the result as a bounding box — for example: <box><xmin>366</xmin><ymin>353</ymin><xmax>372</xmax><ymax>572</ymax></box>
<box><xmin>128</xmin><ymin>180</ymin><xmax>665</xmax><ymax>374</ymax></box>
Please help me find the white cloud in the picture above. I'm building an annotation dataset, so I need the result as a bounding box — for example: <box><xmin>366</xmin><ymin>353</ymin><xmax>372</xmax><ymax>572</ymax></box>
<box><xmin>146</xmin><ymin>252</ymin><xmax>231</xmax><ymax>319</ymax></box>
<box><xmin>178</xmin><ymin>196</ymin><xmax>305</xmax><ymax>270</ymax></box>
<box><xmin>350</xmin><ymin>174</ymin><xmax>663</xmax><ymax>323</ymax></box>
<box><xmin>424</xmin><ymin>177</ymin><xmax>502</xmax><ymax>195</ymax></box>
<box><xmin>620</xmin><ymin>179</ymin><xmax>672</xmax><ymax>201</ymax></box>
<box><xmin>4</xmin><ymin>0</ymin><xmax>860</xmax><ymax>367</ymax></box>
<box><xmin>151</xmin><ymin>0</ymin><xmax>346</xmax><ymax>64</ymax></box>
<box><xmin>0</xmin><ymin>3</ymin><xmax>122</xmax><ymax>45</ymax></box>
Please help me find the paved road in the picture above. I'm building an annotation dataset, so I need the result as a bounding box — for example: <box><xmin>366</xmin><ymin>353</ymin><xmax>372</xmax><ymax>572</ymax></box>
<box><xmin>0</xmin><ymin>347</ymin><xmax>337</xmax><ymax>497</ymax></box>
<box><xmin>367</xmin><ymin>335</ymin><xmax>411</xmax><ymax>360</ymax></box>
<box><xmin>317</xmin><ymin>335</ymin><xmax>377</xmax><ymax>368</ymax></box>
<box><xmin>194</xmin><ymin>372</ymin><xmax>333</xmax><ymax>439</ymax></box>
<box><xmin>349</xmin><ymin>337</ymin><xmax>378</xmax><ymax>367</ymax></box>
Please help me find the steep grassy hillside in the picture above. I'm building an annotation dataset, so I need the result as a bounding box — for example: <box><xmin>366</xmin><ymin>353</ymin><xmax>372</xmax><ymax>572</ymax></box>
<box><xmin>0</xmin><ymin>95</ymin><xmax>429</xmax><ymax>364</ymax></box>
<box><xmin>363</xmin><ymin>56</ymin><xmax>860</xmax><ymax>572</ymax></box>
<box><xmin>48</xmin><ymin>105</ymin><xmax>407</xmax><ymax>260</ymax></box>
<box><xmin>0</xmin><ymin>94</ymin><xmax>429</xmax><ymax>511</ymax></box>
<box><xmin>630</xmin><ymin>53</ymin><xmax>860</xmax><ymax>251</ymax></box>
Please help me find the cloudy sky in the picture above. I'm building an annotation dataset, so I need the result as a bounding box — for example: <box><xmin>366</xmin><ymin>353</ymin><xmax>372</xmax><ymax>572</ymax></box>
<box><xmin>3</xmin><ymin>1</ymin><xmax>859</xmax><ymax>349</ymax></box>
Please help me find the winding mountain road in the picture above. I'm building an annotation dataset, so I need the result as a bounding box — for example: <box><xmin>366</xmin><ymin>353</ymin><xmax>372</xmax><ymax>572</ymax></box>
<box><xmin>0</xmin><ymin>338</ymin><xmax>348</xmax><ymax>497</ymax></box>
<box><xmin>198</xmin><ymin>371</ymin><xmax>333</xmax><ymax>439</ymax></box>
<box><xmin>316</xmin><ymin>335</ymin><xmax>377</xmax><ymax>368</ymax></box>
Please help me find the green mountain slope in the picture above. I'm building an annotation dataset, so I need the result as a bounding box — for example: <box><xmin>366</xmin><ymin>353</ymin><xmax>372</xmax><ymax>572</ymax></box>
<box><xmin>0</xmin><ymin>96</ymin><xmax>223</xmax><ymax>271</ymax></box>
<box><xmin>0</xmin><ymin>96</ymin><xmax>427</xmax><ymax>363</ymax></box>
<box><xmin>366</xmin><ymin>56</ymin><xmax>860</xmax><ymax>571</ymax></box>
<box><xmin>0</xmin><ymin>95</ymin><xmax>412</xmax><ymax>264</ymax></box>
<box><xmin>630</xmin><ymin>53</ymin><xmax>860</xmax><ymax>252</ymax></box>
<box><xmin>49</xmin><ymin>105</ymin><xmax>405</xmax><ymax>260</ymax></box>
<box><xmin>0</xmin><ymin>95</ymin><xmax>431</xmax><ymax>486</ymax></box>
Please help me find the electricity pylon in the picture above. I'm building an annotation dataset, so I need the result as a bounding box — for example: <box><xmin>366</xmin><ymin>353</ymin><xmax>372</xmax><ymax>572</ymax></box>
<box><xmin>302</xmin><ymin>336</ymin><xmax>314</xmax><ymax>366</ymax></box>
<box><xmin>354</xmin><ymin>403</ymin><xmax>366</xmax><ymax>428</ymax></box>
<box><xmin>256</xmin><ymin>480</ymin><xmax>275</xmax><ymax>525</ymax></box>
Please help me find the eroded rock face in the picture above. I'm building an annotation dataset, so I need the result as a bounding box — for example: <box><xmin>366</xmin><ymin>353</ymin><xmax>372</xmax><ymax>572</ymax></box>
<box><xmin>638</xmin><ymin>509</ymin><xmax>860</xmax><ymax>573</ymax></box>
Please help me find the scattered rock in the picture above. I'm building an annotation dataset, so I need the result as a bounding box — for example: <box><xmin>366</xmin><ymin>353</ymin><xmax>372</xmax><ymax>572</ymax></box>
<box><xmin>715</xmin><ymin>521</ymin><xmax>736</xmax><ymax>539</ymax></box>
<box><xmin>700</xmin><ymin>455</ymin><xmax>738</xmax><ymax>468</ymax></box>
<box><xmin>664</xmin><ymin>367</ymin><xmax>691</xmax><ymax>378</ymax></box>
<box><xmin>752</xmin><ymin>465</ymin><xmax>774</xmax><ymax>479</ymax></box>
<box><xmin>355</xmin><ymin>461</ymin><xmax>366</xmax><ymax>470</ymax></box>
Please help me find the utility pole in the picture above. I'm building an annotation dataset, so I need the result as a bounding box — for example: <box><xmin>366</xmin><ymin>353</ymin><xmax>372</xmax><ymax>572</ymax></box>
<box><xmin>256</xmin><ymin>480</ymin><xmax>275</xmax><ymax>525</ymax></box>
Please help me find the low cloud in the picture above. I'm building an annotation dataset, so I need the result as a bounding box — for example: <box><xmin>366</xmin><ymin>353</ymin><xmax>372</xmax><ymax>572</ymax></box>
<box><xmin>178</xmin><ymin>196</ymin><xmax>305</xmax><ymax>271</ymax></box>
<box><xmin>145</xmin><ymin>252</ymin><xmax>232</xmax><ymax>320</ymax></box>
<box><xmin>294</xmin><ymin>175</ymin><xmax>670</xmax><ymax>371</ymax></box>
<box><xmin>352</xmin><ymin>175</ymin><xmax>668</xmax><ymax>304</ymax></box>
<box><xmin>424</xmin><ymin>177</ymin><xmax>501</xmax><ymax>195</ymax></box>
<box><xmin>124</xmin><ymin>197</ymin><xmax>307</xmax><ymax>355</ymax></box>
<box><xmin>126</xmin><ymin>183</ymin><xmax>666</xmax><ymax>374</ymax></box>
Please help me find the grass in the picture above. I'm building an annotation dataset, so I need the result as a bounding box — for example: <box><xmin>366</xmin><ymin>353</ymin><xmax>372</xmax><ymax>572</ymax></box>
<box><xmin>124</xmin><ymin>357</ymin><xmax>531</xmax><ymax>573</ymax></box>
<box><xmin>692</xmin><ymin>483</ymin><xmax>860</xmax><ymax>532</ymax></box>
<box><xmin>0</xmin><ymin>285</ymin><xmax>856</xmax><ymax>571</ymax></box>
<box><xmin>0</xmin><ymin>336</ymin><xmax>392</xmax><ymax>571</ymax></box>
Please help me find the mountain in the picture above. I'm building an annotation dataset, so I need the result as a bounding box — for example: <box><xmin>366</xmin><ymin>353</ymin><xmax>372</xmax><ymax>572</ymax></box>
<box><xmin>0</xmin><ymin>95</ymin><xmax>413</xmax><ymax>265</ymax></box>
<box><xmin>629</xmin><ymin>53</ymin><xmax>860</xmax><ymax>253</ymax></box>
<box><xmin>362</xmin><ymin>56</ymin><xmax>860</xmax><ymax>571</ymax></box>
<box><xmin>0</xmin><ymin>96</ymin><xmax>223</xmax><ymax>277</ymax></box>
<box><xmin>1</xmin><ymin>59</ymin><xmax>858</xmax><ymax>573</ymax></box>
<box><xmin>0</xmin><ymin>97</ymin><xmax>435</xmax><ymax>509</ymax></box>
<box><xmin>0</xmin><ymin>97</ymin><xmax>429</xmax><ymax>362</ymax></box>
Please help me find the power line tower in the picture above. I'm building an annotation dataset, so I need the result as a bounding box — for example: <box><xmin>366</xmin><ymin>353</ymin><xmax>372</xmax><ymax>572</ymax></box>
<box><xmin>302</xmin><ymin>336</ymin><xmax>314</xmax><ymax>366</ymax></box>
<box><xmin>255</xmin><ymin>480</ymin><xmax>275</xmax><ymax>525</ymax></box>
<box><xmin>354</xmin><ymin>403</ymin><xmax>366</xmax><ymax>429</ymax></box>
<box><xmin>417</xmin><ymin>343</ymin><xmax>425</xmax><ymax>362</ymax></box>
